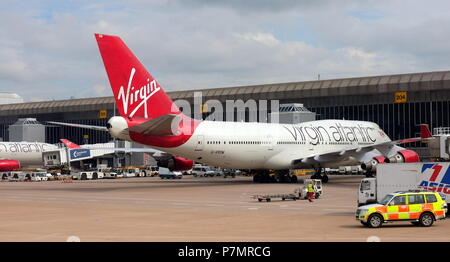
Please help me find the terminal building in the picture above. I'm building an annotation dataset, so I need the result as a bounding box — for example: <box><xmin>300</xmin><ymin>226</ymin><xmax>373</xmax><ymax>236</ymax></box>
<box><xmin>2</xmin><ymin>70</ymin><xmax>450</xmax><ymax>158</ymax></box>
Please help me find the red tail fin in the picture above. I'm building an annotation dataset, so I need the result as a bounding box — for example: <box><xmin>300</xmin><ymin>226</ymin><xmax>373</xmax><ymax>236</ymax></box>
<box><xmin>420</xmin><ymin>124</ymin><xmax>432</xmax><ymax>139</ymax></box>
<box><xmin>60</xmin><ymin>139</ymin><xmax>81</xmax><ymax>149</ymax></box>
<box><xmin>95</xmin><ymin>34</ymin><xmax>180</xmax><ymax>120</ymax></box>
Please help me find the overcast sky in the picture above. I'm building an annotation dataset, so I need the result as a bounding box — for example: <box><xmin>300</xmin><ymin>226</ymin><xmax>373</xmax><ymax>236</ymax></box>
<box><xmin>1</xmin><ymin>0</ymin><xmax>450</xmax><ymax>101</ymax></box>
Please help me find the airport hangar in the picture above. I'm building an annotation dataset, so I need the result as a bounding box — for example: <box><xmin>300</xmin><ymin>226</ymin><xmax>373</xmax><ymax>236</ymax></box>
<box><xmin>2</xmin><ymin>70</ymin><xmax>450</xmax><ymax>159</ymax></box>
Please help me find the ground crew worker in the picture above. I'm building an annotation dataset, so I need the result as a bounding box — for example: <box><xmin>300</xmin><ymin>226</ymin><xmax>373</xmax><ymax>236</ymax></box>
<box><xmin>308</xmin><ymin>182</ymin><xmax>314</xmax><ymax>202</ymax></box>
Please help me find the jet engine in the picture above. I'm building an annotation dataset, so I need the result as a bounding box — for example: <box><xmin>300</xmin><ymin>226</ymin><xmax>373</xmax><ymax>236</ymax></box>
<box><xmin>158</xmin><ymin>156</ymin><xmax>194</xmax><ymax>171</ymax></box>
<box><xmin>361</xmin><ymin>156</ymin><xmax>385</xmax><ymax>172</ymax></box>
<box><xmin>0</xmin><ymin>160</ymin><xmax>20</xmax><ymax>171</ymax></box>
<box><xmin>385</xmin><ymin>149</ymin><xmax>419</xmax><ymax>163</ymax></box>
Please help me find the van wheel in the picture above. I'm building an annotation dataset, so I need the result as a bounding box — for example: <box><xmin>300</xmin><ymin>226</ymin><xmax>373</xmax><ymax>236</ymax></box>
<box><xmin>81</xmin><ymin>174</ymin><xmax>87</xmax><ymax>180</ymax></box>
<box><xmin>419</xmin><ymin>213</ymin><xmax>434</xmax><ymax>227</ymax></box>
<box><xmin>367</xmin><ymin>214</ymin><xmax>383</xmax><ymax>228</ymax></box>
<box><xmin>93</xmin><ymin>173</ymin><xmax>98</xmax><ymax>180</ymax></box>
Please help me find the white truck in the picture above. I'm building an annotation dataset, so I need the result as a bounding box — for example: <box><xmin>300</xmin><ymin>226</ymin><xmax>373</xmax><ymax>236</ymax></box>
<box><xmin>358</xmin><ymin>162</ymin><xmax>450</xmax><ymax>206</ymax></box>
<box><xmin>192</xmin><ymin>166</ymin><xmax>216</xmax><ymax>177</ymax></box>
<box><xmin>120</xmin><ymin>167</ymin><xmax>140</xmax><ymax>178</ymax></box>
<box><xmin>72</xmin><ymin>170</ymin><xmax>104</xmax><ymax>180</ymax></box>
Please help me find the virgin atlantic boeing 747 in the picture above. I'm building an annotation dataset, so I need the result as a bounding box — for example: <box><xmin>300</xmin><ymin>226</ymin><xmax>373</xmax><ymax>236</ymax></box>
<box><xmin>51</xmin><ymin>34</ymin><xmax>433</xmax><ymax>183</ymax></box>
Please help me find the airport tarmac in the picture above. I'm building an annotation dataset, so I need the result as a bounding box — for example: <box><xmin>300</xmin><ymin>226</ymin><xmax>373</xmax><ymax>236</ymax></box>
<box><xmin>0</xmin><ymin>175</ymin><xmax>449</xmax><ymax>242</ymax></box>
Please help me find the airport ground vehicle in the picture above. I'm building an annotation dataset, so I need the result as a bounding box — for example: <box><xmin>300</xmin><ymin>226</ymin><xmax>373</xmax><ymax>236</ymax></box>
<box><xmin>140</xmin><ymin>166</ymin><xmax>159</xmax><ymax>177</ymax></box>
<box><xmin>72</xmin><ymin>171</ymin><xmax>104</xmax><ymax>180</ymax></box>
<box><xmin>101</xmin><ymin>169</ymin><xmax>119</xmax><ymax>179</ymax></box>
<box><xmin>1</xmin><ymin>171</ymin><xmax>25</xmax><ymax>181</ymax></box>
<box><xmin>254</xmin><ymin>179</ymin><xmax>322</xmax><ymax>202</ymax></box>
<box><xmin>223</xmin><ymin>169</ymin><xmax>237</xmax><ymax>178</ymax></box>
<box><xmin>24</xmin><ymin>171</ymin><xmax>49</xmax><ymax>181</ymax></box>
<box><xmin>358</xmin><ymin>163</ymin><xmax>450</xmax><ymax>206</ymax></box>
<box><xmin>118</xmin><ymin>167</ymin><xmax>140</xmax><ymax>178</ymax></box>
<box><xmin>213</xmin><ymin>168</ymin><xmax>224</xmax><ymax>177</ymax></box>
<box><xmin>356</xmin><ymin>191</ymin><xmax>447</xmax><ymax>228</ymax></box>
<box><xmin>192</xmin><ymin>166</ymin><xmax>216</xmax><ymax>177</ymax></box>
<box><xmin>159</xmin><ymin>171</ymin><xmax>183</xmax><ymax>179</ymax></box>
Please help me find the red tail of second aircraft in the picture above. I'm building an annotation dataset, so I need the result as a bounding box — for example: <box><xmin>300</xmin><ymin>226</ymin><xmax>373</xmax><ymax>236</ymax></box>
<box><xmin>60</xmin><ymin>139</ymin><xmax>80</xmax><ymax>149</ymax></box>
<box><xmin>95</xmin><ymin>34</ymin><xmax>180</xmax><ymax>120</ymax></box>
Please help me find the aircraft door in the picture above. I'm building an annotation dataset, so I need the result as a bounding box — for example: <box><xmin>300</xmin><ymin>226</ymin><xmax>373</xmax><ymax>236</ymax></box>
<box><xmin>194</xmin><ymin>135</ymin><xmax>204</xmax><ymax>151</ymax></box>
<box><xmin>267</xmin><ymin>134</ymin><xmax>274</xmax><ymax>151</ymax></box>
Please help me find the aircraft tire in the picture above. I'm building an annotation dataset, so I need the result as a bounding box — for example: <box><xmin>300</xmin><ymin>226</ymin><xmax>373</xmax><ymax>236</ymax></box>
<box><xmin>291</xmin><ymin>175</ymin><xmax>298</xmax><ymax>183</ymax></box>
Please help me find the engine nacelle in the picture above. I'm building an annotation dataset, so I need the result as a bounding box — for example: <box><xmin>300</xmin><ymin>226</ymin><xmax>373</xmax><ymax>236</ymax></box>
<box><xmin>0</xmin><ymin>160</ymin><xmax>20</xmax><ymax>171</ymax></box>
<box><xmin>361</xmin><ymin>156</ymin><xmax>385</xmax><ymax>172</ymax></box>
<box><xmin>386</xmin><ymin>149</ymin><xmax>419</xmax><ymax>163</ymax></box>
<box><xmin>158</xmin><ymin>156</ymin><xmax>193</xmax><ymax>171</ymax></box>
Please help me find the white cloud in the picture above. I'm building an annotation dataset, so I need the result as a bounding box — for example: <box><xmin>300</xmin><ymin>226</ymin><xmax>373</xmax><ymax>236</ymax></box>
<box><xmin>93</xmin><ymin>84</ymin><xmax>107</xmax><ymax>96</ymax></box>
<box><xmin>233</xmin><ymin>33</ymin><xmax>280</xmax><ymax>47</ymax></box>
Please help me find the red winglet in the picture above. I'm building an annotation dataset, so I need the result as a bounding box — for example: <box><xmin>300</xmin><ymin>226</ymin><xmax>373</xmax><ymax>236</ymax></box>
<box><xmin>420</xmin><ymin>124</ymin><xmax>432</xmax><ymax>139</ymax></box>
<box><xmin>60</xmin><ymin>139</ymin><xmax>81</xmax><ymax>149</ymax></box>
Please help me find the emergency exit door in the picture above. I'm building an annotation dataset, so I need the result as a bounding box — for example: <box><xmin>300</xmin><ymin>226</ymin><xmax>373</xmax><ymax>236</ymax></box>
<box><xmin>195</xmin><ymin>135</ymin><xmax>204</xmax><ymax>151</ymax></box>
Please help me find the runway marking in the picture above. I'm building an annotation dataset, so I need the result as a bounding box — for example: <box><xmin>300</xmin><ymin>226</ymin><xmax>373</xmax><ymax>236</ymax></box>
<box><xmin>247</xmin><ymin>207</ymin><xmax>259</xmax><ymax>210</ymax></box>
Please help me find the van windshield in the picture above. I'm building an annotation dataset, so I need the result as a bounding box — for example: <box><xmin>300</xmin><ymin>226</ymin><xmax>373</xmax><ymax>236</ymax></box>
<box><xmin>379</xmin><ymin>194</ymin><xmax>394</xmax><ymax>205</ymax></box>
<box><xmin>360</xmin><ymin>180</ymin><xmax>371</xmax><ymax>191</ymax></box>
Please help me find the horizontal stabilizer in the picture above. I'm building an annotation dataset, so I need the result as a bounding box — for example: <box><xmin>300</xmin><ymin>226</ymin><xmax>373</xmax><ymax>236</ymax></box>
<box><xmin>127</xmin><ymin>114</ymin><xmax>181</xmax><ymax>136</ymax></box>
<box><xmin>47</xmin><ymin>121</ymin><xmax>108</xmax><ymax>132</ymax></box>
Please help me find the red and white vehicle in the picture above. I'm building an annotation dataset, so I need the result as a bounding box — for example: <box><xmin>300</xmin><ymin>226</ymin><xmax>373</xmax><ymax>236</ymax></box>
<box><xmin>51</xmin><ymin>34</ymin><xmax>433</xmax><ymax>183</ymax></box>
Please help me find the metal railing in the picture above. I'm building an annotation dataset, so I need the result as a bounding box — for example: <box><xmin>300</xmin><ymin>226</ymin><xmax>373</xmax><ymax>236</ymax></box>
<box><xmin>433</xmin><ymin>127</ymin><xmax>450</xmax><ymax>135</ymax></box>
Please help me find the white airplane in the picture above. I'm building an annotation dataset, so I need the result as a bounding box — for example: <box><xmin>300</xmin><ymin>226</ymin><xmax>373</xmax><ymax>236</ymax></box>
<box><xmin>0</xmin><ymin>141</ymin><xmax>57</xmax><ymax>171</ymax></box>
<box><xmin>50</xmin><ymin>34</ymin><xmax>433</xmax><ymax>183</ymax></box>
<box><xmin>0</xmin><ymin>139</ymin><xmax>85</xmax><ymax>171</ymax></box>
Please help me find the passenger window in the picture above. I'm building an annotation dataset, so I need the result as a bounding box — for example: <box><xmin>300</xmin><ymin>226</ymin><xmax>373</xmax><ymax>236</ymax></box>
<box><xmin>408</xmin><ymin>194</ymin><xmax>425</xmax><ymax>204</ymax></box>
<box><xmin>425</xmin><ymin>194</ymin><xmax>438</xmax><ymax>203</ymax></box>
<box><xmin>390</xmin><ymin>195</ymin><xmax>406</xmax><ymax>205</ymax></box>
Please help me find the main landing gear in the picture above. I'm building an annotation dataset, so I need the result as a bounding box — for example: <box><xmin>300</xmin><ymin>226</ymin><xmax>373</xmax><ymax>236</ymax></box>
<box><xmin>310</xmin><ymin>168</ymin><xmax>329</xmax><ymax>183</ymax></box>
<box><xmin>253</xmin><ymin>170</ymin><xmax>298</xmax><ymax>183</ymax></box>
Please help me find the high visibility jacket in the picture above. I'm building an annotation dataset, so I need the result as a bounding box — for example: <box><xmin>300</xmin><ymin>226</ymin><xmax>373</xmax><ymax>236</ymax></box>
<box><xmin>308</xmin><ymin>184</ymin><xmax>314</xmax><ymax>193</ymax></box>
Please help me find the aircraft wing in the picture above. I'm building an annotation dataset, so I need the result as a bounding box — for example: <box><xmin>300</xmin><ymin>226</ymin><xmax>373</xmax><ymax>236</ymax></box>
<box><xmin>49</xmin><ymin>114</ymin><xmax>181</xmax><ymax>136</ymax></box>
<box><xmin>291</xmin><ymin>124</ymin><xmax>433</xmax><ymax>168</ymax></box>
<box><xmin>127</xmin><ymin>114</ymin><xmax>181</xmax><ymax>136</ymax></box>
<box><xmin>78</xmin><ymin>146</ymin><xmax>170</xmax><ymax>158</ymax></box>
